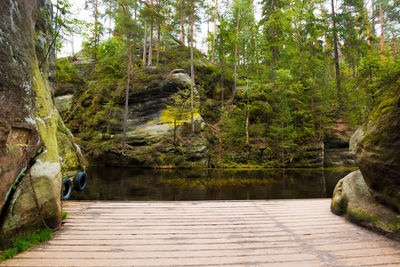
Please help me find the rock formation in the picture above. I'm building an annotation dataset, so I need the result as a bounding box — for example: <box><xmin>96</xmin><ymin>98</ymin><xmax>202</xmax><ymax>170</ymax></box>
<box><xmin>331</xmin><ymin>67</ymin><xmax>400</xmax><ymax>238</ymax></box>
<box><xmin>0</xmin><ymin>0</ymin><xmax>83</xmax><ymax>247</ymax></box>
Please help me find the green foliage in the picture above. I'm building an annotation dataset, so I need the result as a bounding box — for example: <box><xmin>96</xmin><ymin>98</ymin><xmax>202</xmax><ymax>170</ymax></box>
<box><xmin>62</xmin><ymin>211</ymin><xmax>68</xmax><ymax>220</ymax></box>
<box><xmin>95</xmin><ymin>37</ymin><xmax>125</xmax><ymax>78</ymax></box>
<box><xmin>0</xmin><ymin>229</ymin><xmax>53</xmax><ymax>261</ymax></box>
<box><xmin>57</xmin><ymin>0</ymin><xmax>399</xmax><ymax>168</ymax></box>
<box><xmin>221</xmin><ymin>107</ymin><xmax>246</xmax><ymax>147</ymax></box>
<box><xmin>56</xmin><ymin>58</ymin><xmax>79</xmax><ymax>83</ymax></box>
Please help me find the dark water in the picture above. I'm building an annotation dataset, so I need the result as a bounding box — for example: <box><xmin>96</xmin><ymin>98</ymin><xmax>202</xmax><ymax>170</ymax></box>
<box><xmin>70</xmin><ymin>167</ymin><xmax>354</xmax><ymax>201</ymax></box>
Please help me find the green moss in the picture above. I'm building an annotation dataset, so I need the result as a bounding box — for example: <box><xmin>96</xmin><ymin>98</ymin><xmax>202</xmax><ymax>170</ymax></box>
<box><xmin>31</xmin><ymin>62</ymin><xmax>59</xmax><ymax>164</ymax></box>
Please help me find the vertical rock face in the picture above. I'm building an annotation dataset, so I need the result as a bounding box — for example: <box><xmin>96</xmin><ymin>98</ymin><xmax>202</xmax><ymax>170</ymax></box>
<box><xmin>0</xmin><ymin>0</ymin><xmax>82</xmax><ymax>246</ymax></box>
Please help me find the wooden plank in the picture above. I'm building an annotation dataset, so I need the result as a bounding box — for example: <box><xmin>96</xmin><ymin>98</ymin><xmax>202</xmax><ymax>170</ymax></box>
<box><xmin>2</xmin><ymin>199</ymin><xmax>400</xmax><ymax>267</ymax></box>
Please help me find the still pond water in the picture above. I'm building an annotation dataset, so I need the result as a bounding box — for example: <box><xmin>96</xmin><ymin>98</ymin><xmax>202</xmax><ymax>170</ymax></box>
<box><xmin>70</xmin><ymin>167</ymin><xmax>354</xmax><ymax>201</ymax></box>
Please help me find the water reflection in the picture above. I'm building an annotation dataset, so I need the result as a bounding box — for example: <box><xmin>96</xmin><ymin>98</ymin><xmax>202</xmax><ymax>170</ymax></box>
<box><xmin>70</xmin><ymin>167</ymin><xmax>353</xmax><ymax>201</ymax></box>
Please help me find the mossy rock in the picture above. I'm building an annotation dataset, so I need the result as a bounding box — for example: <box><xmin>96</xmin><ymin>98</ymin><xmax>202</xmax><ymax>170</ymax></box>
<box><xmin>350</xmin><ymin>89</ymin><xmax>400</xmax><ymax>212</ymax></box>
<box><xmin>331</xmin><ymin>171</ymin><xmax>399</xmax><ymax>238</ymax></box>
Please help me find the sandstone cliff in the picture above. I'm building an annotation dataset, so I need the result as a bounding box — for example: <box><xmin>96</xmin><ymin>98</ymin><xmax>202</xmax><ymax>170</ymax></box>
<box><xmin>0</xmin><ymin>0</ymin><xmax>83</xmax><ymax>247</ymax></box>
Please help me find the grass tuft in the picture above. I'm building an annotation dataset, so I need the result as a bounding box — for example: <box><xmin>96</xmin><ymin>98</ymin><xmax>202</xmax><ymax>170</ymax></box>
<box><xmin>0</xmin><ymin>229</ymin><xmax>53</xmax><ymax>261</ymax></box>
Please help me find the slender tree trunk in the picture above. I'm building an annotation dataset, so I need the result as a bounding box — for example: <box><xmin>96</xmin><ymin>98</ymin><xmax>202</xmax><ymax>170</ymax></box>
<box><xmin>372</xmin><ymin>0</ymin><xmax>376</xmax><ymax>36</ymax></box>
<box><xmin>331</xmin><ymin>0</ymin><xmax>342</xmax><ymax>110</ymax></box>
<box><xmin>164</xmin><ymin>8</ymin><xmax>169</xmax><ymax>52</ymax></box>
<box><xmin>231</xmin><ymin>9</ymin><xmax>240</xmax><ymax>106</ymax></box>
<box><xmin>157</xmin><ymin>25</ymin><xmax>161</xmax><ymax>65</ymax></box>
<box><xmin>207</xmin><ymin>9</ymin><xmax>210</xmax><ymax>57</ymax></box>
<box><xmin>108</xmin><ymin>0</ymin><xmax>112</xmax><ymax>39</ymax></box>
<box><xmin>180</xmin><ymin>0</ymin><xmax>185</xmax><ymax>44</ymax></box>
<box><xmin>311</xmin><ymin>80</ymin><xmax>315</xmax><ymax>132</ymax></box>
<box><xmin>122</xmin><ymin>45</ymin><xmax>132</xmax><ymax>154</ymax></box>
<box><xmin>93</xmin><ymin>0</ymin><xmax>99</xmax><ymax>59</ymax></box>
<box><xmin>148</xmin><ymin>23</ymin><xmax>153</xmax><ymax>66</ymax></box>
<box><xmin>246</xmin><ymin>111</ymin><xmax>249</xmax><ymax>144</ymax></box>
<box><xmin>190</xmin><ymin>0</ymin><xmax>195</xmax><ymax>133</ymax></box>
<box><xmin>71</xmin><ymin>31</ymin><xmax>74</xmax><ymax>55</ymax></box>
<box><xmin>379</xmin><ymin>0</ymin><xmax>385</xmax><ymax>60</ymax></box>
<box><xmin>271</xmin><ymin>1</ymin><xmax>277</xmax><ymax>68</ymax></box>
<box><xmin>143</xmin><ymin>21</ymin><xmax>148</xmax><ymax>67</ymax></box>
<box><xmin>156</xmin><ymin>0</ymin><xmax>161</xmax><ymax>65</ymax></box>
<box><xmin>221</xmin><ymin>67</ymin><xmax>224</xmax><ymax>110</ymax></box>
<box><xmin>281</xmin><ymin>120</ymin><xmax>284</xmax><ymax>167</ymax></box>
<box><xmin>212</xmin><ymin>0</ymin><xmax>218</xmax><ymax>64</ymax></box>
<box><xmin>246</xmin><ymin>79</ymin><xmax>249</xmax><ymax>145</ymax></box>
<box><xmin>148</xmin><ymin>0</ymin><xmax>154</xmax><ymax>66</ymax></box>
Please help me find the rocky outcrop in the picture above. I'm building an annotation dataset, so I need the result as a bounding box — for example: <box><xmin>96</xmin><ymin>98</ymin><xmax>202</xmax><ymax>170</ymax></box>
<box><xmin>331</xmin><ymin>171</ymin><xmax>398</xmax><ymax>235</ymax></box>
<box><xmin>61</xmin><ymin>62</ymin><xmax>207</xmax><ymax>167</ymax></box>
<box><xmin>350</xmin><ymin>120</ymin><xmax>400</xmax><ymax>213</ymax></box>
<box><xmin>0</xmin><ymin>0</ymin><xmax>83</xmax><ymax>247</ymax></box>
<box><xmin>331</xmin><ymin>67</ymin><xmax>400</xmax><ymax>238</ymax></box>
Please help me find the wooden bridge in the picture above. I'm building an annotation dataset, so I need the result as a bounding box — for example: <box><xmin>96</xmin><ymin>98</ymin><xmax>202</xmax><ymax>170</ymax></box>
<box><xmin>2</xmin><ymin>199</ymin><xmax>400</xmax><ymax>266</ymax></box>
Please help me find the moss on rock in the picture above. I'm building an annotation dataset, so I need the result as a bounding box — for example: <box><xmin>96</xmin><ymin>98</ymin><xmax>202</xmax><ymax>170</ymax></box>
<box><xmin>331</xmin><ymin>171</ymin><xmax>399</xmax><ymax>237</ymax></box>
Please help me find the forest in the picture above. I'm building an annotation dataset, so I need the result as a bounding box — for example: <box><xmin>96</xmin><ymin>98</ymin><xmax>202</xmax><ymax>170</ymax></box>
<box><xmin>1</xmin><ymin>0</ymin><xmax>400</xmax><ymax>260</ymax></box>
<box><xmin>54</xmin><ymin>0</ymin><xmax>400</xmax><ymax>168</ymax></box>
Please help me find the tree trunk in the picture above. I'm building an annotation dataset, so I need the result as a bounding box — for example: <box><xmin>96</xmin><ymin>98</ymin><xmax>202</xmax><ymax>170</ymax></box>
<box><xmin>221</xmin><ymin>70</ymin><xmax>224</xmax><ymax>110</ymax></box>
<box><xmin>122</xmin><ymin>45</ymin><xmax>132</xmax><ymax>154</ymax></box>
<box><xmin>180</xmin><ymin>0</ymin><xmax>185</xmax><ymax>44</ymax></box>
<box><xmin>311</xmin><ymin>77</ymin><xmax>315</xmax><ymax>132</ymax></box>
<box><xmin>331</xmin><ymin>0</ymin><xmax>342</xmax><ymax>111</ymax></box>
<box><xmin>157</xmin><ymin>25</ymin><xmax>161</xmax><ymax>65</ymax></box>
<box><xmin>281</xmin><ymin>120</ymin><xmax>284</xmax><ymax>167</ymax></box>
<box><xmin>231</xmin><ymin>9</ymin><xmax>240</xmax><ymax>106</ymax></box>
<box><xmin>246</xmin><ymin>79</ymin><xmax>249</xmax><ymax>145</ymax></box>
<box><xmin>148</xmin><ymin>0</ymin><xmax>154</xmax><ymax>66</ymax></box>
<box><xmin>148</xmin><ymin>22</ymin><xmax>153</xmax><ymax>66</ymax></box>
<box><xmin>190</xmin><ymin>0</ymin><xmax>195</xmax><ymax>133</ymax></box>
<box><xmin>380</xmin><ymin>0</ymin><xmax>385</xmax><ymax>60</ymax></box>
<box><xmin>246</xmin><ymin>111</ymin><xmax>249</xmax><ymax>144</ymax></box>
<box><xmin>71</xmin><ymin>31</ymin><xmax>74</xmax><ymax>55</ymax></box>
<box><xmin>372</xmin><ymin>0</ymin><xmax>376</xmax><ymax>36</ymax></box>
<box><xmin>108</xmin><ymin>0</ymin><xmax>112</xmax><ymax>39</ymax></box>
<box><xmin>143</xmin><ymin>20</ymin><xmax>147</xmax><ymax>67</ymax></box>
<box><xmin>94</xmin><ymin>0</ymin><xmax>99</xmax><ymax>59</ymax></box>
<box><xmin>212</xmin><ymin>0</ymin><xmax>218</xmax><ymax>64</ymax></box>
<box><xmin>156</xmin><ymin>0</ymin><xmax>161</xmax><ymax>65</ymax></box>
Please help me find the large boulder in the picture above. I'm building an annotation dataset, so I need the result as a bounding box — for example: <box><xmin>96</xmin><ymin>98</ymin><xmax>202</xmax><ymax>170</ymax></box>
<box><xmin>331</xmin><ymin>171</ymin><xmax>398</xmax><ymax>236</ymax></box>
<box><xmin>331</xmin><ymin>63</ymin><xmax>400</xmax><ymax>237</ymax></box>
<box><xmin>0</xmin><ymin>0</ymin><xmax>83</xmax><ymax>247</ymax></box>
<box><xmin>350</xmin><ymin>117</ymin><xmax>400</xmax><ymax>212</ymax></box>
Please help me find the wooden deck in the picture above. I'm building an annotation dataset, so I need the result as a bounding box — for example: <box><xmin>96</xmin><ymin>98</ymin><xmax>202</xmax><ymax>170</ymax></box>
<box><xmin>2</xmin><ymin>199</ymin><xmax>400</xmax><ymax>266</ymax></box>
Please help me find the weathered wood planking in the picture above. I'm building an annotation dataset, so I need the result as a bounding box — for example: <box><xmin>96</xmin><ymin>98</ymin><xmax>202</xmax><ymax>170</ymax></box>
<box><xmin>2</xmin><ymin>199</ymin><xmax>400</xmax><ymax>266</ymax></box>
